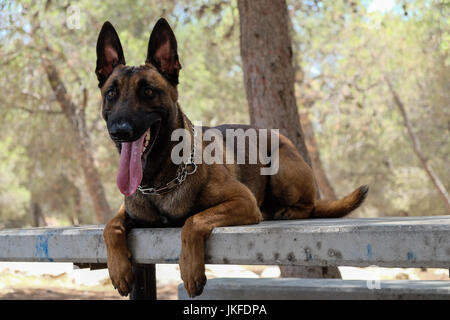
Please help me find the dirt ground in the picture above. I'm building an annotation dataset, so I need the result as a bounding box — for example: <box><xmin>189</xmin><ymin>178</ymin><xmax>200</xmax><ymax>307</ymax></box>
<box><xmin>0</xmin><ymin>284</ymin><xmax>177</xmax><ymax>300</ymax></box>
<box><xmin>0</xmin><ymin>264</ymin><xmax>448</xmax><ymax>300</ymax></box>
<box><xmin>0</xmin><ymin>263</ymin><xmax>180</xmax><ymax>300</ymax></box>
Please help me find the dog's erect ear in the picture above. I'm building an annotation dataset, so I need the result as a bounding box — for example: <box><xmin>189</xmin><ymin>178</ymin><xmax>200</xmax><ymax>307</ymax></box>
<box><xmin>95</xmin><ymin>21</ymin><xmax>126</xmax><ymax>88</ymax></box>
<box><xmin>146</xmin><ymin>18</ymin><xmax>181</xmax><ymax>85</ymax></box>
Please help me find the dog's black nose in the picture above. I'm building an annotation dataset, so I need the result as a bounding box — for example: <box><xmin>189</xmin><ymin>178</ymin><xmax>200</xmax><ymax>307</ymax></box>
<box><xmin>109</xmin><ymin>121</ymin><xmax>134</xmax><ymax>141</ymax></box>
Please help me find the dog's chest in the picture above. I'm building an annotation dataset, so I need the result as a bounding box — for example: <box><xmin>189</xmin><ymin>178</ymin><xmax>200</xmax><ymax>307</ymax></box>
<box><xmin>125</xmin><ymin>181</ymin><xmax>196</xmax><ymax>226</ymax></box>
<box><xmin>151</xmin><ymin>182</ymin><xmax>196</xmax><ymax>218</ymax></box>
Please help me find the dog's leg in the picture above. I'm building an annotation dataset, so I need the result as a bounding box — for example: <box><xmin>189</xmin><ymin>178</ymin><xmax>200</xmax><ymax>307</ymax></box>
<box><xmin>103</xmin><ymin>202</ymin><xmax>134</xmax><ymax>296</ymax></box>
<box><xmin>269</xmin><ymin>134</ymin><xmax>367</xmax><ymax>219</ymax></box>
<box><xmin>180</xmin><ymin>186</ymin><xmax>262</xmax><ymax>298</ymax></box>
<box><xmin>272</xmin><ymin>203</ymin><xmax>314</xmax><ymax>220</ymax></box>
<box><xmin>269</xmin><ymin>134</ymin><xmax>317</xmax><ymax>220</ymax></box>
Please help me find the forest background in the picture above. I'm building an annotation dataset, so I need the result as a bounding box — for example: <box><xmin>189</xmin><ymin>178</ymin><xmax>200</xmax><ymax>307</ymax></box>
<box><xmin>0</xmin><ymin>0</ymin><xmax>448</xmax><ymax>228</ymax></box>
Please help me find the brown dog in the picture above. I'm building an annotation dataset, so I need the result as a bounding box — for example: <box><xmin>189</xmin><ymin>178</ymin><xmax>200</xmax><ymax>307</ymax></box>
<box><xmin>96</xmin><ymin>18</ymin><xmax>368</xmax><ymax>298</ymax></box>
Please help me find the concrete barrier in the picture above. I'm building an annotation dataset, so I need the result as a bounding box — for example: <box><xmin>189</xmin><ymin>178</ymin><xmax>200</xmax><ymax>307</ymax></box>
<box><xmin>178</xmin><ymin>278</ymin><xmax>450</xmax><ymax>300</ymax></box>
<box><xmin>1</xmin><ymin>216</ymin><xmax>448</xmax><ymax>300</ymax></box>
<box><xmin>0</xmin><ymin>216</ymin><xmax>449</xmax><ymax>268</ymax></box>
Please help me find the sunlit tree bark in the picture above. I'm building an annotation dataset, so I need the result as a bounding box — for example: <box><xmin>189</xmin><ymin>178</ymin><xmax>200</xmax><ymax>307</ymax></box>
<box><xmin>238</xmin><ymin>0</ymin><xmax>341</xmax><ymax>279</ymax></box>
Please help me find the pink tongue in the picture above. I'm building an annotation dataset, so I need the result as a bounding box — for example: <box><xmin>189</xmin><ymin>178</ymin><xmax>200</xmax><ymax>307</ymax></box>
<box><xmin>116</xmin><ymin>132</ymin><xmax>146</xmax><ymax>196</ymax></box>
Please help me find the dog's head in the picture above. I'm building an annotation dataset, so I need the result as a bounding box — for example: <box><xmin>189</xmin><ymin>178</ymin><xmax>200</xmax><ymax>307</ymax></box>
<box><xmin>95</xmin><ymin>18</ymin><xmax>182</xmax><ymax>196</ymax></box>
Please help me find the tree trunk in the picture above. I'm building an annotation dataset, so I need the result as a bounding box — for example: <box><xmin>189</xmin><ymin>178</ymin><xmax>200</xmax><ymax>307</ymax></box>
<box><xmin>238</xmin><ymin>0</ymin><xmax>341</xmax><ymax>279</ymax></box>
<box><xmin>300</xmin><ymin>111</ymin><xmax>337</xmax><ymax>200</ymax></box>
<box><xmin>386</xmin><ymin>78</ymin><xmax>450</xmax><ymax>212</ymax></box>
<box><xmin>41</xmin><ymin>51</ymin><xmax>111</xmax><ymax>224</ymax></box>
<box><xmin>71</xmin><ymin>184</ymin><xmax>82</xmax><ymax>225</ymax></box>
<box><xmin>30</xmin><ymin>195</ymin><xmax>47</xmax><ymax>227</ymax></box>
<box><xmin>238</xmin><ymin>0</ymin><xmax>310</xmax><ymax>161</ymax></box>
<box><xmin>63</xmin><ymin>175</ymin><xmax>83</xmax><ymax>225</ymax></box>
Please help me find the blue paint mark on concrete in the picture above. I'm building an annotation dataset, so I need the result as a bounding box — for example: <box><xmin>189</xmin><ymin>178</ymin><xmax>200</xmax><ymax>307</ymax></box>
<box><xmin>367</xmin><ymin>244</ymin><xmax>373</xmax><ymax>258</ymax></box>
<box><xmin>35</xmin><ymin>234</ymin><xmax>54</xmax><ymax>262</ymax></box>
<box><xmin>304</xmin><ymin>248</ymin><xmax>312</xmax><ymax>261</ymax></box>
<box><xmin>407</xmin><ymin>251</ymin><xmax>416</xmax><ymax>261</ymax></box>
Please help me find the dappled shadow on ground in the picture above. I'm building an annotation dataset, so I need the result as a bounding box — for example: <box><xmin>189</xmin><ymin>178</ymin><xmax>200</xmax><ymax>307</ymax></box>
<box><xmin>1</xmin><ymin>265</ymin><xmax>447</xmax><ymax>300</ymax></box>
<box><xmin>0</xmin><ymin>284</ymin><xmax>179</xmax><ymax>300</ymax></box>
<box><xmin>0</xmin><ymin>288</ymin><xmax>127</xmax><ymax>300</ymax></box>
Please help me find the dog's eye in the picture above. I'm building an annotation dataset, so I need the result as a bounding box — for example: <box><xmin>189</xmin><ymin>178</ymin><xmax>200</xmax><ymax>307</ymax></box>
<box><xmin>106</xmin><ymin>89</ymin><xmax>117</xmax><ymax>101</ymax></box>
<box><xmin>143</xmin><ymin>87</ymin><xmax>153</xmax><ymax>97</ymax></box>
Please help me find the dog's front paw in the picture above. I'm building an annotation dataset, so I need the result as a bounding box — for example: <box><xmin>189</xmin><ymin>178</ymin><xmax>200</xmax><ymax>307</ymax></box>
<box><xmin>107</xmin><ymin>254</ymin><xmax>134</xmax><ymax>296</ymax></box>
<box><xmin>182</xmin><ymin>270</ymin><xmax>207</xmax><ymax>298</ymax></box>
<box><xmin>180</xmin><ymin>255</ymin><xmax>207</xmax><ymax>298</ymax></box>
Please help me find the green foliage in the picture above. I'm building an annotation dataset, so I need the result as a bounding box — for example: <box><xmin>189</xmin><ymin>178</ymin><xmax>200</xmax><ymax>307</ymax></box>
<box><xmin>290</xmin><ymin>0</ymin><xmax>449</xmax><ymax>216</ymax></box>
<box><xmin>0</xmin><ymin>138</ymin><xmax>30</xmax><ymax>227</ymax></box>
<box><xmin>0</xmin><ymin>0</ymin><xmax>448</xmax><ymax>225</ymax></box>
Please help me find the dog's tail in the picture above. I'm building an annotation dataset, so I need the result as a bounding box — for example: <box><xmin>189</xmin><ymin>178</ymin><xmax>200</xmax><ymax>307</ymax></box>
<box><xmin>311</xmin><ymin>185</ymin><xmax>369</xmax><ymax>218</ymax></box>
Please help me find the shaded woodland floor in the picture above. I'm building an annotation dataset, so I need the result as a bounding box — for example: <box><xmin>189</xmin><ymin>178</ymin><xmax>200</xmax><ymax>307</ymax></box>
<box><xmin>0</xmin><ymin>263</ymin><xmax>448</xmax><ymax>300</ymax></box>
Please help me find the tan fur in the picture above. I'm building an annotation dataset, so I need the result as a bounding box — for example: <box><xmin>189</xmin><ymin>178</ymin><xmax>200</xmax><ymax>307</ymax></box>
<box><xmin>99</xmin><ymin>21</ymin><xmax>368</xmax><ymax>298</ymax></box>
<box><xmin>104</xmin><ymin>106</ymin><xmax>368</xmax><ymax>297</ymax></box>
<box><xmin>102</xmin><ymin>203</ymin><xmax>133</xmax><ymax>296</ymax></box>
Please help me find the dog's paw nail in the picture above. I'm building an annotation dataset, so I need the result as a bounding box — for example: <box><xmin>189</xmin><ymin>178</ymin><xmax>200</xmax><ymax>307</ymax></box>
<box><xmin>191</xmin><ymin>275</ymin><xmax>206</xmax><ymax>296</ymax></box>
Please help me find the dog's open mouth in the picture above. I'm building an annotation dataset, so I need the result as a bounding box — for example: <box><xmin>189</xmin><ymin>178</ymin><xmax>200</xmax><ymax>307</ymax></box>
<box><xmin>116</xmin><ymin>120</ymin><xmax>161</xmax><ymax>196</ymax></box>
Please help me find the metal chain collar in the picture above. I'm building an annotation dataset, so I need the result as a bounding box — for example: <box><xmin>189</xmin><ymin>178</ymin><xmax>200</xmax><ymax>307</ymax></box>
<box><xmin>137</xmin><ymin>126</ymin><xmax>197</xmax><ymax>196</ymax></box>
